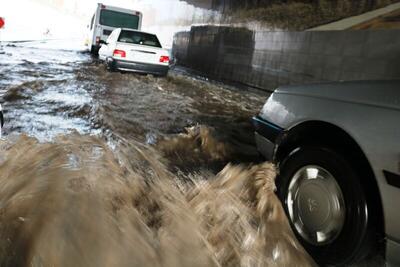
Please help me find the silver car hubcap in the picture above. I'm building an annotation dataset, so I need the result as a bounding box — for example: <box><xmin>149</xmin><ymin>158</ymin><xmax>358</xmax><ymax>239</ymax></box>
<box><xmin>286</xmin><ymin>165</ymin><xmax>346</xmax><ymax>246</ymax></box>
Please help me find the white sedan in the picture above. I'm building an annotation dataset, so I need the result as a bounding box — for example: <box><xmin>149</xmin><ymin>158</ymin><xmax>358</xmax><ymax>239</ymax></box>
<box><xmin>98</xmin><ymin>28</ymin><xmax>170</xmax><ymax>76</ymax></box>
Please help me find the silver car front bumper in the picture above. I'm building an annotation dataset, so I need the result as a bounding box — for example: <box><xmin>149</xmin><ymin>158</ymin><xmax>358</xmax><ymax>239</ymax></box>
<box><xmin>255</xmin><ymin>132</ymin><xmax>275</xmax><ymax>160</ymax></box>
<box><xmin>252</xmin><ymin>116</ymin><xmax>284</xmax><ymax>161</ymax></box>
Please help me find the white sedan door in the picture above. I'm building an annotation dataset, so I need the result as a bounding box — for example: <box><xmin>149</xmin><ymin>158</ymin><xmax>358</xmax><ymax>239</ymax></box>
<box><xmin>98</xmin><ymin>29</ymin><xmax>120</xmax><ymax>61</ymax></box>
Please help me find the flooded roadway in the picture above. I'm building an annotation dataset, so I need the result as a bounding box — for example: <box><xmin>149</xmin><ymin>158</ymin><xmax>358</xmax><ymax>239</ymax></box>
<box><xmin>1</xmin><ymin>40</ymin><xmax>264</xmax><ymax>166</ymax></box>
<box><xmin>0</xmin><ymin>40</ymin><xmax>316</xmax><ymax>266</ymax></box>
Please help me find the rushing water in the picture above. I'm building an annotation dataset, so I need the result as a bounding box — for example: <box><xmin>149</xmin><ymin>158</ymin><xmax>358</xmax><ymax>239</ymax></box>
<box><xmin>0</xmin><ymin>40</ymin><xmax>316</xmax><ymax>267</ymax></box>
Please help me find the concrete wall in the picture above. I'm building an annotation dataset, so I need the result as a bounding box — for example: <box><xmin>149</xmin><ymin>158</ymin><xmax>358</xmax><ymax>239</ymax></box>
<box><xmin>172</xmin><ymin>26</ymin><xmax>400</xmax><ymax>91</ymax></box>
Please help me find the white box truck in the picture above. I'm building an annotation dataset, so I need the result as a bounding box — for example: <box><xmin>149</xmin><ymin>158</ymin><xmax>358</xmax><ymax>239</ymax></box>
<box><xmin>86</xmin><ymin>3</ymin><xmax>142</xmax><ymax>54</ymax></box>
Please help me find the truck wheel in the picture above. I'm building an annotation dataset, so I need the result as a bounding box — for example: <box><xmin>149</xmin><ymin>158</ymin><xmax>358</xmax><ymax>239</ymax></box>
<box><xmin>276</xmin><ymin>147</ymin><xmax>375</xmax><ymax>266</ymax></box>
<box><xmin>90</xmin><ymin>45</ymin><xmax>99</xmax><ymax>55</ymax></box>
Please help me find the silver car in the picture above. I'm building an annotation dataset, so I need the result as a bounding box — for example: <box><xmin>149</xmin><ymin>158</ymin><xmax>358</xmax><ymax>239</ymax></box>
<box><xmin>253</xmin><ymin>80</ymin><xmax>400</xmax><ymax>266</ymax></box>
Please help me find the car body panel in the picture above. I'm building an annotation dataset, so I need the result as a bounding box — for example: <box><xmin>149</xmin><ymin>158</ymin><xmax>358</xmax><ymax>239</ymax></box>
<box><xmin>255</xmin><ymin>81</ymin><xmax>400</xmax><ymax>265</ymax></box>
<box><xmin>114</xmin><ymin>42</ymin><xmax>167</xmax><ymax>66</ymax></box>
<box><xmin>276</xmin><ymin>80</ymin><xmax>400</xmax><ymax>111</ymax></box>
<box><xmin>98</xmin><ymin>28</ymin><xmax>120</xmax><ymax>61</ymax></box>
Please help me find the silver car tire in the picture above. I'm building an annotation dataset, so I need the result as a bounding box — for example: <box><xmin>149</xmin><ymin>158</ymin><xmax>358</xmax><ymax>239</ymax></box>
<box><xmin>276</xmin><ymin>147</ymin><xmax>376</xmax><ymax>266</ymax></box>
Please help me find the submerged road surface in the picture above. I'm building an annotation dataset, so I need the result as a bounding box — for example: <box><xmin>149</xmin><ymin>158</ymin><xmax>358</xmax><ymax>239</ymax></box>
<box><xmin>0</xmin><ymin>40</ymin><xmax>265</xmax><ymax>166</ymax></box>
<box><xmin>0</xmin><ymin>40</ymin><xmax>319</xmax><ymax>267</ymax></box>
<box><xmin>0</xmin><ymin>41</ymin><xmax>382</xmax><ymax>267</ymax></box>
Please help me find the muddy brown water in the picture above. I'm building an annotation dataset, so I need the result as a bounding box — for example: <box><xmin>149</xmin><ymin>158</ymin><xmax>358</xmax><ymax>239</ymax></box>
<box><xmin>0</xmin><ymin>41</ymin><xmax>316</xmax><ymax>266</ymax></box>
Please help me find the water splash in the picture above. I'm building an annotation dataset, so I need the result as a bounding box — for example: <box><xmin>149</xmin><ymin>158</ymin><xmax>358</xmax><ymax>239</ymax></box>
<box><xmin>0</xmin><ymin>133</ymin><xmax>316</xmax><ymax>267</ymax></box>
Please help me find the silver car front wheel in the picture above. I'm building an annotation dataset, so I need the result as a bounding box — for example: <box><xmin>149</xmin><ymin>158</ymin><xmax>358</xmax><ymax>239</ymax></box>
<box><xmin>277</xmin><ymin>147</ymin><xmax>376</xmax><ymax>266</ymax></box>
<box><xmin>287</xmin><ymin>165</ymin><xmax>346</xmax><ymax>246</ymax></box>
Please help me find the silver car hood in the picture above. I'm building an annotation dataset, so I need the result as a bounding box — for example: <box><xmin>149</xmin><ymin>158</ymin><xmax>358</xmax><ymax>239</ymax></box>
<box><xmin>275</xmin><ymin>80</ymin><xmax>400</xmax><ymax>110</ymax></box>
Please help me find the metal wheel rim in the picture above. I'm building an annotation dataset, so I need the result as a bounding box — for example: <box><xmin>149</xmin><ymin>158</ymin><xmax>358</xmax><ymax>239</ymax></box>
<box><xmin>286</xmin><ymin>165</ymin><xmax>346</xmax><ymax>246</ymax></box>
